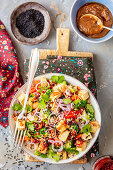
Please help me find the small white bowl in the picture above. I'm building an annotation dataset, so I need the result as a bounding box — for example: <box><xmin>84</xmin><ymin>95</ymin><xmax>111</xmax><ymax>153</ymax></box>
<box><xmin>9</xmin><ymin>73</ymin><xmax>101</xmax><ymax>164</ymax></box>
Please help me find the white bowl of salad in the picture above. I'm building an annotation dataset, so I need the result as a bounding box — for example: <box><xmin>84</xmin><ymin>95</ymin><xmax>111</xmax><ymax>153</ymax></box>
<box><xmin>9</xmin><ymin>73</ymin><xmax>101</xmax><ymax>164</ymax></box>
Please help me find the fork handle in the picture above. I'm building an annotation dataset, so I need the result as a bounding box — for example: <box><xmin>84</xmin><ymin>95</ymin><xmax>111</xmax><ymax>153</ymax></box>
<box><xmin>21</xmin><ymin>48</ymin><xmax>39</xmax><ymax>115</ymax></box>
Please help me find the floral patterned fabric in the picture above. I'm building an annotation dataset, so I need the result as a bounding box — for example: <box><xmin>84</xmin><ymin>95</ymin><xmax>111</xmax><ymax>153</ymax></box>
<box><xmin>0</xmin><ymin>21</ymin><xmax>23</xmax><ymax>128</ymax></box>
<box><xmin>24</xmin><ymin>55</ymin><xmax>99</xmax><ymax>158</ymax></box>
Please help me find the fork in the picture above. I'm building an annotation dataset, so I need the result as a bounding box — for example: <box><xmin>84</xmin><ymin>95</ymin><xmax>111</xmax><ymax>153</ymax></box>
<box><xmin>12</xmin><ymin>48</ymin><xmax>40</xmax><ymax>150</ymax></box>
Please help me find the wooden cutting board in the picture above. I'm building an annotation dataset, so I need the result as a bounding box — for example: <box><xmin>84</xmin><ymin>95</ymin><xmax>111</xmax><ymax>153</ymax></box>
<box><xmin>38</xmin><ymin>28</ymin><xmax>93</xmax><ymax>59</ymax></box>
<box><xmin>26</xmin><ymin>28</ymin><xmax>93</xmax><ymax>164</ymax></box>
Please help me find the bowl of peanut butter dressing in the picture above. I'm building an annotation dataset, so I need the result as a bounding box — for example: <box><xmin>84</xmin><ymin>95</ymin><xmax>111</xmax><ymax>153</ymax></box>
<box><xmin>70</xmin><ymin>0</ymin><xmax>113</xmax><ymax>43</ymax></box>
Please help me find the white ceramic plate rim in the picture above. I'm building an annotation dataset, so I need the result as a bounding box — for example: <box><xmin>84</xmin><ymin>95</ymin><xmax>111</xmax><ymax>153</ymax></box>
<box><xmin>9</xmin><ymin>73</ymin><xmax>101</xmax><ymax>164</ymax></box>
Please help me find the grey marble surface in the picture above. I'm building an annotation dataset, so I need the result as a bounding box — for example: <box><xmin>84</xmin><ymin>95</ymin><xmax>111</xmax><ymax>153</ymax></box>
<box><xmin>0</xmin><ymin>0</ymin><xmax>113</xmax><ymax>169</ymax></box>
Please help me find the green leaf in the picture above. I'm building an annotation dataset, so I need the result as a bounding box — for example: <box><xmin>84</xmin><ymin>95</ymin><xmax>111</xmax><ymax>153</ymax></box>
<box><xmin>62</xmin><ymin>81</ymin><xmax>67</xmax><ymax>85</ymax></box>
<box><xmin>34</xmin><ymin>150</ymin><xmax>41</xmax><ymax>156</ymax></box>
<box><xmin>68</xmin><ymin>86</ymin><xmax>77</xmax><ymax>93</ymax></box>
<box><xmin>63</xmin><ymin>98</ymin><xmax>72</xmax><ymax>104</ymax></box>
<box><xmin>73</xmin><ymin>99</ymin><xmax>87</xmax><ymax>109</ymax></box>
<box><xmin>29</xmin><ymin>93</ymin><xmax>35</xmax><ymax>98</ymax></box>
<box><xmin>38</xmin><ymin>85</ymin><xmax>50</xmax><ymax>93</ymax></box>
<box><xmin>42</xmin><ymin>93</ymin><xmax>50</xmax><ymax>102</ymax></box>
<box><xmin>70</xmin><ymin>124</ymin><xmax>79</xmax><ymax>132</ymax></box>
<box><xmin>46</xmin><ymin>89</ymin><xmax>52</xmax><ymax>95</ymax></box>
<box><xmin>86</xmin><ymin>104</ymin><xmax>95</xmax><ymax>121</ymax></box>
<box><xmin>25</xmin><ymin>105</ymin><xmax>32</xmax><ymax>113</ymax></box>
<box><xmin>63</xmin><ymin>142</ymin><xmax>79</xmax><ymax>154</ymax></box>
<box><xmin>86</xmin><ymin>104</ymin><xmax>95</xmax><ymax>114</ymax></box>
<box><xmin>58</xmin><ymin>75</ymin><xmax>65</xmax><ymax>83</ymax></box>
<box><xmin>41</xmin><ymin>154</ymin><xmax>47</xmax><ymax>158</ymax></box>
<box><xmin>12</xmin><ymin>103</ymin><xmax>22</xmax><ymax>111</ymax></box>
<box><xmin>38</xmin><ymin>99</ymin><xmax>46</xmax><ymax>109</ymax></box>
<box><xmin>51</xmin><ymin>75</ymin><xmax>65</xmax><ymax>84</ymax></box>
<box><xmin>26</xmin><ymin>123</ymin><xmax>35</xmax><ymax>132</ymax></box>
<box><xmin>82</xmin><ymin>124</ymin><xmax>92</xmax><ymax>134</ymax></box>
<box><xmin>51</xmin><ymin>75</ymin><xmax>59</xmax><ymax>83</ymax></box>
<box><xmin>52</xmin><ymin>153</ymin><xmax>60</xmax><ymax>162</ymax></box>
<box><xmin>39</xmin><ymin>127</ymin><xmax>47</xmax><ymax>135</ymax></box>
<box><xmin>26</xmin><ymin>130</ymin><xmax>31</xmax><ymax>137</ymax></box>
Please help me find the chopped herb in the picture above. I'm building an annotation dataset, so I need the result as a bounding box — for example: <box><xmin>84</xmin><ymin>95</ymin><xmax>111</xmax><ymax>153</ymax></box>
<box><xmin>82</xmin><ymin>124</ymin><xmax>92</xmax><ymax>134</ymax></box>
<box><xmin>46</xmin><ymin>89</ymin><xmax>52</xmax><ymax>95</ymax></box>
<box><xmin>58</xmin><ymin>75</ymin><xmax>65</xmax><ymax>83</ymax></box>
<box><xmin>47</xmin><ymin>145</ymin><xmax>60</xmax><ymax>162</ymax></box>
<box><xmin>38</xmin><ymin>99</ymin><xmax>46</xmax><ymax>109</ymax></box>
<box><xmin>73</xmin><ymin>99</ymin><xmax>87</xmax><ymax>109</ymax></box>
<box><xmin>86</xmin><ymin>104</ymin><xmax>94</xmax><ymax>113</ymax></box>
<box><xmin>34</xmin><ymin>150</ymin><xmax>41</xmax><ymax>156</ymax></box>
<box><xmin>70</xmin><ymin>124</ymin><xmax>79</xmax><ymax>132</ymax></box>
<box><xmin>26</xmin><ymin>130</ymin><xmax>31</xmax><ymax>137</ymax></box>
<box><xmin>25</xmin><ymin>105</ymin><xmax>32</xmax><ymax>113</ymax></box>
<box><xmin>39</xmin><ymin>127</ymin><xmax>47</xmax><ymax>135</ymax></box>
<box><xmin>64</xmin><ymin>147</ymin><xmax>79</xmax><ymax>154</ymax></box>
<box><xmin>63</xmin><ymin>142</ymin><xmax>79</xmax><ymax>154</ymax></box>
<box><xmin>63</xmin><ymin>98</ymin><xmax>72</xmax><ymax>104</ymax></box>
<box><xmin>51</xmin><ymin>75</ymin><xmax>65</xmax><ymax>84</ymax></box>
<box><xmin>51</xmin><ymin>75</ymin><xmax>59</xmax><ymax>83</ymax></box>
<box><xmin>29</xmin><ymin>93</ymin><xmax>35</xmax><ymax>98</ymax></box>
<box><xmin>26</xmin><ymin>122</ymin><xmax>35</xmax><ymax>132</ymax></box>
<box><xmin>86</xmin><ymin>104</ymin><xmax>95</xmax><ymax>121</ymax></box>
<box><xmin>38</xmin><ymin>85</ymin><xmax>50</xmax><ymax>93</ymax></box>
<box><xmin>12</xmin><ymin>103</ymin><xmax>22</xmax><ymax>111</ymax></box>
<box><xmin>42</xmin><ymin>93</ymin><xmax>50</xmax><ymax>102</ymax></box>
<box><xmin>68</xmin><ymin>86</ymin><xmax>77</xmax><ymax>93</ymax></box>
<box><xmin>41</xmin><ymin>154</ymin><xmax>47</xmax><ymax>158</ymax></box>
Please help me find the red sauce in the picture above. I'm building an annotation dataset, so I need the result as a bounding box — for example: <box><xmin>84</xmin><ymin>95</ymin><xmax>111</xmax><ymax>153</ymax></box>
<box><xmin>93</xmin><ymin>156</ymin><xmax>113</xmax><ymax>170</ymax></box>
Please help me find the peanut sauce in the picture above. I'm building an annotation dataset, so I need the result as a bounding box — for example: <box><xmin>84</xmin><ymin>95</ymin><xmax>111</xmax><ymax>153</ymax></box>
<box><xmin>76</xmin><ymin>2</ymin><xmax>113</xmax><ymax>38</ymax></box>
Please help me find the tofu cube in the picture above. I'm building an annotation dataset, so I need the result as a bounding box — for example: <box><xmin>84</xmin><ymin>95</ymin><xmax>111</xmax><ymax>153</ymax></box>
<box><xmin>56</xmin><ymin>120</ymin><xmax>69</xmax><ymax>132</ymax></box>
<box><xmin>32</xmin><ymin>102</ymin><xmax>38</xmax><ymax>109</ymax></box>
<box><xmin>17</xmin><ymin>119</ymin><xmax>25</xmax><ymax>130</ymax></box>
<box><xmin>76</xmin><ymin>142</ymin><xmax>87</xmax><ymax>152</ymax></box>
<box><xmin>37</xmin><ymin>143</ymin><xmax>47</xmax><ymax>154</ymax></box>
<box><xmin>40</xmin><ymin>77</ymin><xmax>48</xmax><ymax>87</ymax></box>
<box><xmin>82</xmin><ymin>133</ymin><xmax>92</xmax><ymax>141</ymax></box>
<box><xmin>27</xmin><ymin>113</ymin><xmax>34</xmax><ymax>121</ymax></box>
<box><xmin>59</xmin><ymin>130</ymin><xmax>70</xmax><ymax>142</ymax></box>
<box><xmin>57</xmin><ymin>151</ymin><xmax>67</xmax><ymax>159</ymax></box>
<box><xmin>90</xmin><ymin>121</ymin><xmax>100</xmax><ymax>133</ymax></box>
<box><xmin>18</xmin><ymin>92</ymin><xmax>25</xmax><ymax>105</ymax></box>
<box><xmin>78</xmin><ymin>89</ymin><xmax>89</xmax><ymax>101</ymax></box>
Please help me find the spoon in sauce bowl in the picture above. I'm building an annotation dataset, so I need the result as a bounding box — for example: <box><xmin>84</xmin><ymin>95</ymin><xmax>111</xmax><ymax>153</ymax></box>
<box><xmin>80</xmin><ymin>14</ymin><xmax>113</xmax><ymax>34</ymax></box>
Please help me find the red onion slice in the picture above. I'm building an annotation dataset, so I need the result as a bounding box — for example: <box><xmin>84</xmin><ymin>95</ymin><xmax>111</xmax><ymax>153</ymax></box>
<box><xmin>28</xmin><ymin>142</ymin><xmax>37</xmax><ymax>151</ymax></box>
<box><xmin>36</xmin><ymin>81</ymin><xmax>50</xmax><ymax>91</ymax></box>
<box><xmin>52</xmin><ymin>141</ymin><xmax>63</xmax><ymax>152</ymax></box>
<box><xmin>33</xmin><ymin>110</ymin><xmax>43</xmax><ymax>123</ymax></box>
<box><xmin>65</xmin><ymin>89</ymin><xmax>71</xmax><ymax>96</ymax></box>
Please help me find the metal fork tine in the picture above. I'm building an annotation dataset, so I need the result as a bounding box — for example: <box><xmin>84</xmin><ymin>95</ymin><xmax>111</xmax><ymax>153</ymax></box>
<box><xmin>20</xmin><ymin>129</ymin><xmax>26</xmax><ymax>148</ymax></box>
<box><xmin>15</xmin><ymin>129</ymin><xmax>20</xmax><ymax>148</ymax></box>
<box><xmin>17</xmin><ymin>130</ymin><xmax>23</xmax><ymax>149</ymax></box>
<box><xmin>12</xmin><ymin>125</ymin><xmax>18</xmax><ymax>149</ymax></box>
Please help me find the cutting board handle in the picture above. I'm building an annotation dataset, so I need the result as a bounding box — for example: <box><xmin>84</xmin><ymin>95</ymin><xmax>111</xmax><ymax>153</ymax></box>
<box><xmin>56</xmin><ymin>28</ymin><xmax>70</xmax><ymax>53</ymax></box>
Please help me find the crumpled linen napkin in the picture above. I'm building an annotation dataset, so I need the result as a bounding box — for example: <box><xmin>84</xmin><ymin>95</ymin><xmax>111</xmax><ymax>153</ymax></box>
<box><xmin>0</xmin><ymin>21</ymin><xmax>23</xmax><ymax>128</ymax></box>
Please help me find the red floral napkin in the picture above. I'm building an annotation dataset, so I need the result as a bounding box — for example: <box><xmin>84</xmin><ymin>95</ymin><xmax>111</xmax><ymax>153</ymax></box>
<box><xmin>0</xmin><ymin>21</ymin><xmax>23</xmax><ymax>128</ymax></box>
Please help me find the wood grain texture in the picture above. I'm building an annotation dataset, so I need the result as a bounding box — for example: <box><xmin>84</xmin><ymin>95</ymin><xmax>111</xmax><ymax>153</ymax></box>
<box><xmin>32</xmin><ymin>28</ymin><xmax>93</xmax><ymax>59</ymax></box>
<box><xmin>25</xmin><ymin>154</ymin><xmax>87</xmax><ymax>164</ymax></box>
